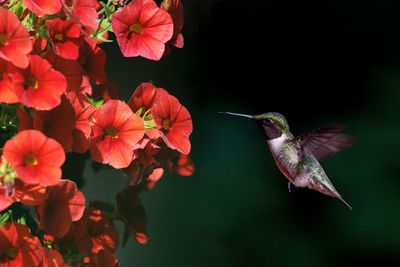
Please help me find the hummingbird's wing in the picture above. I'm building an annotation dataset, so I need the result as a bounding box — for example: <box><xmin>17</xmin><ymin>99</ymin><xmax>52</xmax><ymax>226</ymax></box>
<box><xmin>295</xmin><ymin>125</ymin><xmax>355</xmax><ymax>160</ymax></box>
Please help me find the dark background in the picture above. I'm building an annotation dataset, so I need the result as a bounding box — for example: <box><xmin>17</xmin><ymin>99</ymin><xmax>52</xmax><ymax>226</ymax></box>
<box><xmin>83</xmin><ymin>0</ymin><xmax>400</xmax><ymax>266</ymax></box>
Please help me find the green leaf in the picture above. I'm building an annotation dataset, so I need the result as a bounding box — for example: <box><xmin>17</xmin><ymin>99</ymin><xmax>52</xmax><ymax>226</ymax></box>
<box><xmin>63</xmin><ymin>245</ymin><xmax>85</xmax><ymax>265</ymax></box>
<box><xmin>86</xmin><ymin>95</ymin><xmax>104</xmax><ymax>109</ymax></box>
<box><xmin>100</xmin><ymin>1</ymin><xmax>116</xmax><ymax>20</ymax></box>
<box><xmin>17</xmin><ymin>216</ymin><xmax>26</xmax><ymax>225</ymax></box>
<box><xmin>8</xmin><ymin>0</ymin><xmax>25</xmax><ymax>18</ymax></box>
<box><xmin>21</xmin><ymin>12</ymin><xmax>36</xmax><ymax>32</ymax></box>
<box><xmin>0</xmin><ymin>210</ymin><xmax>12</xmax><ymax>226</ymax></box>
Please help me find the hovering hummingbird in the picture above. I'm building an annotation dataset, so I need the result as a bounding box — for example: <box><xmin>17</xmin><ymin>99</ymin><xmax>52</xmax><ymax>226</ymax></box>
<box><xmin>220</xmin><ymin>112</ymin><xmax>355</xmax><ymax>209</ymax></box>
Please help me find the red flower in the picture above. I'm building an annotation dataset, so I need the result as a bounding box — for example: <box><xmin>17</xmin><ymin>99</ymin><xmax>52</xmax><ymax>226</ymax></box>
<box><xmin>32</xmin><ymin>36</ymin><xmax>47</xmax><ymax>55</ymax></box>
<box><xmin>0</xmin><ymin>188</ymin><xmax>12</xmax><ymax>212</ymax></box>
<box><xmin>32</xmin><ymin>95</ymin><xmax>76</xmax><ymax>152</ymax></box>
<box><xmin>0</xmin><ymin>178</ymin><xmax>46</xmax><ymax>212</ymax></box>
<box><xmin>92</xmin><ymin>81</ymin><xmax>120</xmax><ymax>101</ymax></box>
<box><xmin>79</xmin><ymin>75</ymin><xmax>92</xmax><ymax>95</ymax></box>
<box><xmin>175</xmin><ymin>154</ymin><xmax>194</xmax><ymax>176</ymax></box>
<box><xmin>128</xmin><ymin>82</ymin><xmax>169</xmax><ymax>115</ymax></box>
<box><xmin>132</xmin><ymin>138</ymin><xmax>160</xmax><ymax>164</ymax></box>
<box><xmin>47</xmin><ymin>18</ymin><xmax>82</xmax><ymax>60</ymax></box>
<box><xmin>41</xmin><ymin>248</ymin><xmax>68</xmax><ymax>267</ymax></box>
<box><xmin>62</xmin><ymin>0</ymin><xmax>98</xmax><ymax>29</ymax></box>
<box><xmin>0</xmin><ymin>8</ymin><xmax>32</xmax><ymax>68</ymax></box>
<box><xmin>68</xmin><ymin>208</ymin><xmax>119</xmax><ymax>254</ymax></box>
<box><xmin>78</xmin><ymin>39</ymin><xmax>107</xmax><ymax>85</ymax></box>
<box><xmin>19</xmin><ymin>55</ymin><xmax>67</xmax><ymax>110</ymax></box>
<box><xmin>146</xmin><ymin>167</ymin><xmax>164</xmax><ymax>189</ymax></box>
<box><xmin>13</xmin><ymin>179</ymin><xmax>47</xmax><ymax>206</ymax></box>
<box><xmin>23</xmin><ymin>0</ymin><xmax>62</xmax><ymax>15</ymax></box>
<box><xmin>0</xmin><ymin>58</ymin><xmax>23</xmax><ymax>104</ymax></box>
<box><xmin>152</xmin><ymin>93</ymin><xmax>192</xmax><ymax>155</ymax></box>
<box><xmin>161</xmin><ymin>0</ymin><xmax>184</xmax><ymax>53</ymax></box>
<box><xmin>66</xmin><ymin>92</ymin><xmax>96</xmax><ymax>153</ymax></box>
<box><xmin>3</xmin><ymin>130</ymin><xmax>65</xmax><ymax>186</ymax></box>
<box><xmin>112</xmin><ymin>0</ymin><xmax>174</xmax><ymax>60</ymax></box>
<box><xmin>117</xmin><ymin>187</ymin><xmax>148</xmax><ymax>244</ymax></box>
<box><xmin>16</xmin><ymin>107</ymin><xmax>33</xmax><ymax>132</ymax></box>
<box><xmin>0</xmin><ymin>222</ymin><xmax>43</xmax><ymax>266</ymax></box>
<box><xmin>86</xmin><ymin>250</ymin><xmax>118</xmax><ymax>267</ymax></box>
<box><xmin>90</xmin><ymin>100</ymin><xmax>145</xmax><ymax>169</ymax></box>
<box><xmin>36</xmin><ymin>179</ymin><xmax>85</xmax><ymax>238</ymax></box>
<box><xmin>45</xmin><ymin>50</ymin><xmax>84</xmax><ymax>92</ymax></box>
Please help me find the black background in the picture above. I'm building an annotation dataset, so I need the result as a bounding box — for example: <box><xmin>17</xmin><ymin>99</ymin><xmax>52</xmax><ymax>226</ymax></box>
<box><xmin>88</xmin><ymin>0</ymin><xmax>400</xmax><ymax>266</ymax></box>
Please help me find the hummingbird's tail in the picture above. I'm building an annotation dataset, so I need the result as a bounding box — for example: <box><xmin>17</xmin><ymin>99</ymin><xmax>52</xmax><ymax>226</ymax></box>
<box><xmin>319</xmin><ymin>182</ymin><xmax>352</xmax><ymax>210</ymax></box>
<box><xmin>309</xmin><ymin>175</ymin><xmax>352</xmax><ymax>210</ymax></box>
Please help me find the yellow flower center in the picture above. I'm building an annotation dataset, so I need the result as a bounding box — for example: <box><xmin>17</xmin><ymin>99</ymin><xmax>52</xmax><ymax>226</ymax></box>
<box><xmin>162</xmin><ymin>119</ymin><xmax>171</xmax><ymax>130</ymax></box>
<box><xmin>24</xmin><ymin>77</ymin><xmax>39</xmax><ymax>90</ymax></box>
<box><xmin>104</xmin><ymin>127</ymin><xmax>118</xmax><ymax>138</ymax></box>
<box><xmin>130</xmin><ymin>23</ymin><xmax>143</xmax><ymax>34</ymax></box>
<box><xmin>55</xmin><ymin>33</ymin><xmax>64</xmax><ymax>42</ymax></box>
<box><xmin>0</xmin><ymin>33</ymin><xmax>8</xmax><ymax>45</ymax></box>
<box><xmin>23</xmin><ymin>153</ymin><xmax>39</xmax><ymax>166</ymax></box>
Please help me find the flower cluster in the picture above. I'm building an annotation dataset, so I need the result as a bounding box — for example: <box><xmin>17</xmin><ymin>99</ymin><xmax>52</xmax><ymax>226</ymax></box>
<box><xmin>0</xmin><ymin>0</ymin><xmax>192</xmax><ymax>266</ymax></box>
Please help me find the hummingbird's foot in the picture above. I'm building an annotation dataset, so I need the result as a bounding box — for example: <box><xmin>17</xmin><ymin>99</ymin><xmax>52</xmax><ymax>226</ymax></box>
<box><xmin>288</xmin><ymin>181</ymin><xmax>295</xmax><ymax>193</ymax></box>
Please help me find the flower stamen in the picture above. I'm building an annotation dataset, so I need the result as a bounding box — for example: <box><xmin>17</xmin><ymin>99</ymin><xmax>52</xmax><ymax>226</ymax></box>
<box><xmin>129</xmin><ymin>23</ymin><xmax>143</xmax><ymax>34</ymax></box>
<box><xmin>23</xmin><ymin>153</ymin><xmax>39</xmax><ymax>166</ymax></box>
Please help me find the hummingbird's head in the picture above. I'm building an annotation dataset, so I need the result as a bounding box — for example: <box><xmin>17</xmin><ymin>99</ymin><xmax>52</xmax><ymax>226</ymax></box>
<box><xmin>252</xmin><ymin>112</ymin><xmax>289</xmax><ymax>139</ymax></box>
<box><xmin>219</xmin><ymin>111</ymin><xmax>289</xmax><ymax>139</ymax></box>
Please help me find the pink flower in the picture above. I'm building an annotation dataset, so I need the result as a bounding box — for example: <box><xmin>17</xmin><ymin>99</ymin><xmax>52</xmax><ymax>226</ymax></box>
<box><xmin>112</xmin><ymin>0</ymin><xmax>173</xmax><ymax>60</ymax></box>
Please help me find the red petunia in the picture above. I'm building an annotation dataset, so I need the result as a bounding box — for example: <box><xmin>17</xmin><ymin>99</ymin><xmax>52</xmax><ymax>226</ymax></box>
<box><xmin>23</xmin><ymin>0</ymin><xmax>62</xmax><ymax>15</ymax></box>
<box><xmin>175</xmin><ymin>154</ymin><xmax>194</xmax><ymax>176</ymax></box>
<box><xmin>90</xmin><ymin>100</ymin><xmax>145</xmax><ymax>169</ymax></box>
<box><xmin>146</xmin><ymin>167</ymin><xmax>164</xmax><ymax>189</ymax></box>
<box><xmin>161</xmin><ymin>0</ymin><xmax>184</xmax><ymax>53</ymax></box>
<box><xmin>62</xmin><ymin>0</ymin><xmax>98</xmax><ymax>29</ymax></box>
<box><xmin>16</xmin><ymin>107</ymin><xmax>33</xmax><ymax>132</ymax></box>
<box><xmin>3</xmin><ymin>130</ymin><xmax>65</xmax><ymax>186</ymax></box>
<box><xmin>0</xmin><ymin>222</ymin><xmax>43</xmax><ymax>267</ymax></box>
<box><xmin>117</xmin><ymin>187</ymin><xmax>148</xmax><ymax>244</ymax></box>
<box><xmin>112</xmin><ymin>0</ymin><xmax>174</xmax><ymax>61</ymax></box>
<box><xmin>86</xmin><ymin>249</ymin><xmax>118</xmax><ymax>267</ymax></box>
<box><xmin>32</xmin><ymin>95</ymin><xmax>76</xmax><ymax>152</ymax></box>
<box><xmin>0</xmin><ymin>58</ymin><xmax>23</xmax><ymax>104</ymax></box>
<box><xmin>66</xmin><ymin>91</ymin><xmax>96</xmax><ymax>153</ymax></box>
<box><xmin>19</xmin><ymin>55</ymin><xmax>67</xmax><ymax>110</ymax></box>
<box><xmin>128</xmin><ymin>82</ymin><xmax>169</xmax><ymax>115</ymax></box>
<box><xmin>45</xmin><ymin>50</ymin><xmax>84</xmax><ymax>92</ymax></box>
<box><xmin>152</xmin><ymin>93</ymin><xmax>192</xmax><ymax>155</ymax></box>
<box><xmin>47</xmin><ymin>18</ymin><xmax>82</xmax><ymax>60</ymax></box>
<box><xmin>32</xmin><ymin>36</ymin><xmax>47</xmax><ymax>55</ymax></box>
<box><xmin>92</xmin><ymin>81</ymin><xmax>120</xmax><ymax>101</ymax></box>
<box><xmin>0</xmin><ymin>8</ymin><xmax>32</xmax><ymax>68</ymax></box>
<box><xmin>41</xmin><ymin>248</ymin><xmax>68</xmax><ymax>267</ymax></box>
<box><xmin>78</xmin><ymin>38</ymin><xmax>107</xmax><ymax>85</ymax></box>
<box><xmin>13</xmin><ymin>179</ymin><xmax>47</xmax><ymax>206</ymax></box>
<box><xmin>69</xmin><ymin>208</ymin><xmax>119</xmax><ymax>254</ymax></box>
<box><xmin>0</xmin><ymin>177</ymin><xmax>46</xmax><ymax>212</ymax></box>
<box><xmin>36</xmin><ymin>179</ymin><xmax>85</xmax><ymax>238</ymax></box>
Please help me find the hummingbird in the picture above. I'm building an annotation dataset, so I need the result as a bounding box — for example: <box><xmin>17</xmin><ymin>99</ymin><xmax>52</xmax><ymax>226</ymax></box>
<box><xmin>220</xmin><ymin>112</ymin><xmax>355</xmax><ymax>209</ymax></box>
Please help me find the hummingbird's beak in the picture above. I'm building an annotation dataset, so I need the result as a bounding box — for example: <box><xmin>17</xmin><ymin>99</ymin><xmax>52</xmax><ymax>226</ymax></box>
<box><xmin>219</xmin><ymin>112</ymin><xmax>254</xmax><ymax>119</ymax></box>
